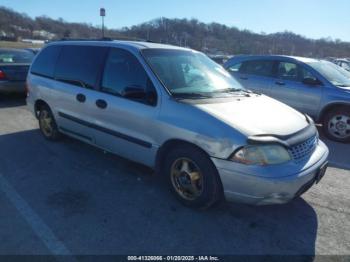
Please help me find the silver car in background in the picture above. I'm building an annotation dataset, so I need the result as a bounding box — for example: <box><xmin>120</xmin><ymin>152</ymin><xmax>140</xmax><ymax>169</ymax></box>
<box><xmin>224</xmin><ymin>56</ymin><xmax>350</xmax><ymax>143</ymax></box>
<box><xmin>27</xmin><ymin>41</ymin><xmax>329</xmax><ymax>208</ymax></box>
<box><xmin>334</xmin><ymin>59</ymin><xmax>350</xmax><ymax>72</ymax></box>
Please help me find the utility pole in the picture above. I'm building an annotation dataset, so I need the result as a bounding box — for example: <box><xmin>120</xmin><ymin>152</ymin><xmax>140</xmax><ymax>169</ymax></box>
<box><xmin>100</xmin><ymin>8</ymin><xmax>106</xmax><ymax>38</ymax></box>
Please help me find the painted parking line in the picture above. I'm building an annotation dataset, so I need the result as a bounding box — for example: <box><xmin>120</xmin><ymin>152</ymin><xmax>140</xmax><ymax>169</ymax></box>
<box><xmin>0</xmin><ymin>173</ymin><xmax>73</xmax><ymax>257</ymax></box>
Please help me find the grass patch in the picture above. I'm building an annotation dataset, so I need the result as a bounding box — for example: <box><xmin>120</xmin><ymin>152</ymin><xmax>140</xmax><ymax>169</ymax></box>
<box><xmin>0</xmin><ymin>41</ymin><xmax>44</xmax><ymax>49</ymax></box>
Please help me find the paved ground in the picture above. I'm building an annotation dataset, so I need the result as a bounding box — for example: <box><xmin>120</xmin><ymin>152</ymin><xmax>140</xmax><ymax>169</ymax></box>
<box><xmin>0</xmin><ymin>96</ymin><xmax>349</xmax><ymax>256</ymax></box>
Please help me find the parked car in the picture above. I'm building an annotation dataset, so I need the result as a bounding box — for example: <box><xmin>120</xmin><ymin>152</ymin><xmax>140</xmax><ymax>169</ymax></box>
<box><xmin>224</xmin><ymin>55</ymin><xmax>350</xmax><ymax>143</ymax></box>
<box><xmin>0</xmin><ymin>48</ymin><xmax>35</xmax><ymax>94</ymax></box>
<box><xmin>208</xmin><ymin>54</ymin><xmax>232</xmax><ymax>65</ymax></box>
<box><xmin>24</xmin><ymin>48</ymin><xmax>41</xmax><ymax>55</ymax></box>
<box><xmin>27</xmin><ymin>41</ymin><xmax>329</xmax><ymax>208</ymax></box>
<box><xmin>334</xmin><ymin>59</ymin><xmax>350</xmax><ymax>72</ymax></box>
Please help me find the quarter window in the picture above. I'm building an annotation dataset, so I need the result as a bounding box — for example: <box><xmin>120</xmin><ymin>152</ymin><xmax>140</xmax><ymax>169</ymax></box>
<box><xmin>54</xmin><ymin>45</ymin><xmax>108</xmax><ymax>89</ymax></box>
<box><xmin>31</xmin><ymin>45</ymin><xmax>61</xmax><ymax>78</ymax></box>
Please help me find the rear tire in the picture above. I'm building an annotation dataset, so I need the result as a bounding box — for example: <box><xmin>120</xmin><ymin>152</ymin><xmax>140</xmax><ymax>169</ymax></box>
<box><xmin>163</xmin><ymin>145</ymin><xmax>223</xmax><ymax>209</ymax></box>
<box><xmin>323</xmin><ymin>107</ymin><xmax>350</xmax><ymax>143</ymax></box>
<box><xmin>38</xmin><ymin>105</ymin><xmax>61</xmax><ymax>141</ymax></box>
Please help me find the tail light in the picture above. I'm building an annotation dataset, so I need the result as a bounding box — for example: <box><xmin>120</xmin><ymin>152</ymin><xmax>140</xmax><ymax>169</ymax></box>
<box><xmin>0</xmin><ymin>70</ymin><xmax>6</xmax><ymax>80</ymax></box>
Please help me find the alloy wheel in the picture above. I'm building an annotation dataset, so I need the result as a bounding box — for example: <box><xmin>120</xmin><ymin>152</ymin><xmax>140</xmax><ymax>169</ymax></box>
<box><xmin>170</xmin><ymin>158</ymin><xmax>204</xmax><ymax>201</ymax></box>
<box><xmin>39</xmin><ymin>110</ymin><xmax>54</xmax><ymax>137</ymax></box>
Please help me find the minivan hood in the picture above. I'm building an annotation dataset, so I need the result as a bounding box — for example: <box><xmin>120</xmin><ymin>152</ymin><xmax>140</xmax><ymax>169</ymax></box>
<box><xmin>195</xmin><ymin>95</ymin><xmax>309</xmax><ymax>137</ymax></box>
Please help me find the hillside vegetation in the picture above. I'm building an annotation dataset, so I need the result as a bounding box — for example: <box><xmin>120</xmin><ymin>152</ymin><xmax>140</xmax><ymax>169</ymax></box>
<box><xmin>1</xmin><ymin>6</ymin><xmax>349</xmax><ymax>57</ymax></box>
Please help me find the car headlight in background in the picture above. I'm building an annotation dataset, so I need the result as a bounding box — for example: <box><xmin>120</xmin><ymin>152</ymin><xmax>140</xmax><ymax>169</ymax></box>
<box><xmin>231</xmin><ymin>145</ymin><xmax>292</xmax><ymax>166</ymax></box>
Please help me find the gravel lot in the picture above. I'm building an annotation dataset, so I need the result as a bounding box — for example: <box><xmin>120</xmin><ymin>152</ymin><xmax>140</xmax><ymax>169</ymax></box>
<box><xmin>0</xmin><ymin>96</ymin><xmax>349</xmax><ymax>257</ymax></box>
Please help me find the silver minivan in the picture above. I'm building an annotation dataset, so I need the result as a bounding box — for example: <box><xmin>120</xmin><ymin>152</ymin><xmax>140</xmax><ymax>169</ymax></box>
<box><xmin>27</xmin><ymin>41</ymin><xmax>329</xmax><ymax>208</ymax></box>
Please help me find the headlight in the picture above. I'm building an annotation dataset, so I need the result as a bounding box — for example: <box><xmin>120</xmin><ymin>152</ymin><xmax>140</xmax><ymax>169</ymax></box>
<box><xmin>231</xmin><ymin>145</ymin><xmax>292</xmax><ymax>165</ymax></box>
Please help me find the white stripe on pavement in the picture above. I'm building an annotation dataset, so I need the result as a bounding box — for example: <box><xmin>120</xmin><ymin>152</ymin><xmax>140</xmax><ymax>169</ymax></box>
<box><xmin>0</xmin><ymin>173</ymin><xmax>72</xmax><ymax>256</ymax></box>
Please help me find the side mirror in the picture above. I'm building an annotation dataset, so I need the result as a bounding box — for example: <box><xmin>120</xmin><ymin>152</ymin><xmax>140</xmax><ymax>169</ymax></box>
<box><xmin>122</xmin><ymin>85</ymin><xmax>157</xmax><ymax>106</ymax></box>
<box><xmin>302</xmin><ymin>77</ymin><xmax>322</xmax><ymax>86</ymax></box>
<box><xmin>122</xmin><ymin>86</ymin><xmax>147</xmax><ymax>99</ymax></box>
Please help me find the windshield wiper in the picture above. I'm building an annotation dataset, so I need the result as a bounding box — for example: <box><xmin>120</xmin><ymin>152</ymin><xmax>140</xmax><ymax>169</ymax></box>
<box><xmin>335</xmin><ymin>84</ymin><xmax>350</xmax><ymax>87</ymax></box>
<box><xmin>215</xmin><ymin>88</ymin><xmax>256</xmax><ymax>96</ymax></box>
<box><xmin>172</xmin><ymin>92</ymin><xmax>213</xmax><ymax>99</ymax></box>
<box><xmin>216</xmin><ymin>88</ymin><xmax>242</xmax><ymax>93</ymax></box>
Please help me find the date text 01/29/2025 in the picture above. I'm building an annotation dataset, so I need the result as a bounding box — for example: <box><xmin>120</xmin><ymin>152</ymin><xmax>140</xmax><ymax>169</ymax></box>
<box><xmin>127</xmin><ymin>256</ymin><xmax>220</xmax><ymax>261</ymax></box>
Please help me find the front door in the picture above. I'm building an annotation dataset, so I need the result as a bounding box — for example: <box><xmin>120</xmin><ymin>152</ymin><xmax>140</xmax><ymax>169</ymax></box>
<box><xmin>268</xmin><ymin>61</ymin><xmax>323</xmax><ymax>117</ymax></box>
<box><xmin>228</xmin><ymin>60</ymin><xmax>275</xmax><ymax>94</ymax></box>
<box><xmin>92</xmin><ymin>48</ymin><xmax>160</xmax><ymax>167</ymax></box>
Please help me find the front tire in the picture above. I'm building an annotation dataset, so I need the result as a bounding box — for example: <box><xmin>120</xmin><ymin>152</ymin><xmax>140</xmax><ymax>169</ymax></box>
<box><xmin>38</xmin><ymin>105</ymin><xmax>61</xmax><ymax>141</ymax></box>
<box><xmin>164</xmin><ymin>145</ymin><xmax>223</xmax><ymax>209</ymax></box>
<box><xmin>323</xmin><ymin>107</ymin><xmax>350</xmax><ymax>143</ymax></box>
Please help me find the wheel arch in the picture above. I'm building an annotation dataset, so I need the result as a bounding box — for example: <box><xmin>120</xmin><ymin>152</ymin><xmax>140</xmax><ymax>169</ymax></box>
<box><xmin>155</xmin><ymin>139</ymin><xmax>214</xmax><ymax>175</ymax></box>
<box><xmin>318</xmin><ymin>102</ymin><xmax>350</xmax><ymax>122</ymax></box>
<box><xmin>34</xmin><ymin>99</ymin><xmax>50</xmax><ymax>119</ymax></box>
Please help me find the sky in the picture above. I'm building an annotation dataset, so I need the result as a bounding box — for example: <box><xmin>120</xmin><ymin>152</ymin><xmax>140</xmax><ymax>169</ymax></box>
<box><xmin>1</xmin><ymin>0</ymin><xmax>350</xmax><ymax>41</ymax></box>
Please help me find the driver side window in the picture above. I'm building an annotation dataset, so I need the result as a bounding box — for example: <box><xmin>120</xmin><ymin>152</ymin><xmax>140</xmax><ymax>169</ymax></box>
<box><xmin>277</xmin><ymin>62</ymin><xmax>299</xmax><ymax>81</ymax></box>
<box><xmin>300</xmin><ymin>66</ymin><xmax>317</xmax><ymax>81</ymax></box>
<box><xmin>101</xmin><ymin>48</ymin><xmax>157</xmax><ymax>105</ymax></box>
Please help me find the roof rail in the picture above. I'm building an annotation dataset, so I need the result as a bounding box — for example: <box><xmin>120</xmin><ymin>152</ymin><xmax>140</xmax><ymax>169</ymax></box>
<box><xmin>58</xmin><ymin>37</ymin><xmax>114</xmax><ymax>41</ymax></box>
<box><xmin>57</xmin><ymin>36</ymin><xmax>158</xmax><ymax>43</ymax></box>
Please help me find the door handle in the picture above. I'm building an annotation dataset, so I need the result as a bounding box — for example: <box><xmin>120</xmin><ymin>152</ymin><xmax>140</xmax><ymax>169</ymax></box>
<box><xmin>96</xmin><ymin>99</ymin><xmax>107</xmax><ymax>109</ymax></box>
<box><xmin>240</xmin><ymin>76</ymin><xmax>248</xmax><ymax>80</ymax></box>
<box><xmin>76</xmin><ymin>93</ymin><xmax>86</xmax><ymax>103</ymax></box>
<box><xmin>275</xmin><ymin>81</ymin><xmax>285</xmax><ymax>86</ymax></box>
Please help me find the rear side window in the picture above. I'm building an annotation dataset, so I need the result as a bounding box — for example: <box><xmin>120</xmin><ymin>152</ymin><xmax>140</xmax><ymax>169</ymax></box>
<box><xmin>55</xmin><ymin>45</ymin><xmax>108</xmax><ymax>89</ymax></box>
<box><xmin>31</xmin><ymin>45</ymin><xmax>61</xmax><ymax>78</ymax></box>
<box><xmin>240</xmin><ymin>60</ymin><xmax>274</xmax><ymax>77</ymax></box>
<box><xmin>101</xmin><ymin>48</ymin><xmax>154</xmax><ymax>97</ymax></box>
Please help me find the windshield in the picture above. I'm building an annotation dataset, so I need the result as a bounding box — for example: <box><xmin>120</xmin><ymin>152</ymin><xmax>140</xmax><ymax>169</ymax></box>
<box><xmin>0</xmin><ymin>49</ymin><xmax>35</xmax><ymax>64</ymax></box>
<box><xmin>307</xmin><ymin>60</ymin><xmax>350</xmax><ymax>87</ymax></box>
<box><xmin>142</xmin><ymin>49</ymin><xmax>244</xmax><ymax>98</ymax></box>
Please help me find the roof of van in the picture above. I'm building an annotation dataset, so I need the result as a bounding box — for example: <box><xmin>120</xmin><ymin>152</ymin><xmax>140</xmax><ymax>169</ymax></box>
<box><xmin>226</xmin><ymin>55</ymin><xmax>321</xmax><ymax>64</ymax></box>
<box><xmin>47</xmin><ymin>40</ymin><xmax>192</xmax><ymax>52</ymax></box>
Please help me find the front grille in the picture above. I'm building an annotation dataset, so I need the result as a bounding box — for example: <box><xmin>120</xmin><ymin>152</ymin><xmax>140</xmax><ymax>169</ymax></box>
<box><xmin>288</xmin><ymin>135</ymin><xmax>318</xmax><ymax>161</ymax></box>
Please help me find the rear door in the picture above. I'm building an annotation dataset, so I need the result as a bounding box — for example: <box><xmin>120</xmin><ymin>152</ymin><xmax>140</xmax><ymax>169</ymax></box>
<box><xmin>92</xmin><ymin>47</ymin><xmax>160</xmax><ymax>166</ymax></box>
<box><xmin>227</xmin><ymin>60</ymin><xmax>275</xmax><ymax>94</ymax></box>
<box><xmin>50</xmin><ymin>45</ymin><xmax>109</xmax><ymax>143</ymax></box>
<box><xmin>268</xmin><ymin>60</ymin><xmax>323</xmax><ymax>117</ymax></box>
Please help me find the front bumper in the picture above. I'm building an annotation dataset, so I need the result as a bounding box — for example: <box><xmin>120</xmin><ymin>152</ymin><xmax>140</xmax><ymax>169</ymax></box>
<box><xmin>0</xmin><ymin>81</ymin><xmax>26</xmax><ymax>93</ymax></box>
<box><xmin>212</xmin><ymin>140</ymin><xmax>329</xmax><ymax>205</ymax></box>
